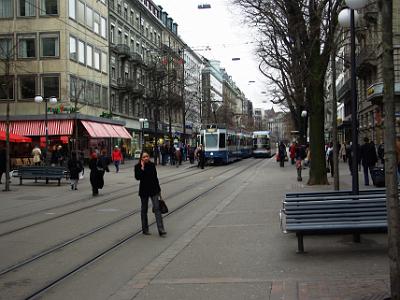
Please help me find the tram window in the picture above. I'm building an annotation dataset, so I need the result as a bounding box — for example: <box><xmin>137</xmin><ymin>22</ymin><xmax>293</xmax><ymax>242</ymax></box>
<box><xmin>201</xmin><ymin>135</ymin><xmax>204</xmax><ymax>146</ymax></box>
<box><xmin>205</xmin><ymin>133</ymin><xmax>218</xmax><ymax>148</ymax></box>
<box><xmin>219</xmin><ymin>133</ymin><xmax>226</xmax><ymax>148</ymax></box>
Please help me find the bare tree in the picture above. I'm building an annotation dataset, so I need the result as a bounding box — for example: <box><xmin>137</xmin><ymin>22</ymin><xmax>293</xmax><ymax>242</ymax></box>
<box><xmin>232</xmin><ymin>0</ymin><xmax>341</xmax><ymax>185</ymax></box>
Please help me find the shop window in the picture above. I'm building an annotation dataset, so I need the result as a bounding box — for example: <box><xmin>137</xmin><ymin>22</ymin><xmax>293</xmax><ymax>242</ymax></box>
<box><xmin>93</xmin><ymin>12</ymin><xmax>100</xmax><ymax>34</ymax></box>
<box><xmin>69</xmin><ymin>75</ymin><xmax>77</xmax><ymax>100</ymax></box>
<box><xmin>101</xmin><ymin>86</ymin><xmax>108</xmax><ymax>108</ymax></box>
<box><xmin>77</xmin><ymin>0</ymin><xmax>84</xmax><ymax>25</ymax></box>
<box><xmin>100</xmin><ymin>17</ymin><xmax>107</xmax><ymax>38</ymax></box>
<box><xmin>93</xmin><ymin>48</ymin><xmax>100</xmax><ymax>70</ymax></box>
<box><xmin>0</xmin><ymin>36</ymin><xmax>13</xmax><ymax>59</ymax></box>
<box><xmin>0</xmin><ymin>75</ymin><xmax>14</xmax><ymax>100</ymax></box>
<box><xmin>0</xmin><ymin>0</ymin><xmax>13</xmax><ymax>18</ymax></box>
<box><xmin>86</xmin><ymin>6</ymin><xmax>93</xmax><ymax>29</ymax></box>
<box><xmin>94</xmin><ymin>84</ymin><xmax>100</xmax><ymax>104</ymax></box>
<box><xmin>40</xmin><ymin>33</ymin><xmax>59</xmax><ymax>58</ymax></box>
<box><xmin>78</xmin><ymin>40</ymin><xmax>85</xmax><ymax>64</ymax></box>
<box><xmin>18</xmin><ymin>34</ymin><xmax>36</xmax><ymax>58</ymax></box>
<box><xmin>42</xmin><ymin>75</ymin><xmax>59</xmax><ymax>98</ymax></box>
<box><xmin>86</xmin><ymin>44</ymin><xmax>92</xmax><ymax>67</ymax></box>
<box><xmin>18</xmin><ymin>0</ymin><xmax>35</xmax><ymax>17</ymax></box>
<box><xmin>40</xmin><ymin>0</ymin><xmax>58</xmax><ymax>15</ymax></box>
<box><xmin>69</xmin><ymin>36</ymin><xmax>77</xmax><ymax>61</ymax></box>
<box><xmin>101</xmin><ymin>52</ymin><xmax>107</xmax><ymax>73</ymax></box>
<box><xmin>19</xmin><ymin>75</ymin><xmax>36</xmax><ymax>99</ymax></box>
<box><xmin>78</xmin><ymin>78</ymin><xmax>85</xmax><ymax>102</ymax></box>
<box><xmin>68</xmin><ymin>0</ymin><xmax>75</xmax><ymax>19</ymax></box>
<box><xmin>86</xmin><ymin>81</ymin><xmax>93</xmax><ymax>104</ymax></box>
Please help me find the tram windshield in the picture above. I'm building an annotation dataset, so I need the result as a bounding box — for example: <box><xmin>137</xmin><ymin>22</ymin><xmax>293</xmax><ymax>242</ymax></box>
<box><xmin>205</xmin><ymin>133</ymin><xmax>218</xmax><ymax>148</ymax></box>
<box><xmin>253</xmin><ymin>137</ymin><xmax>270</xmax><ymax>149</ymax></box>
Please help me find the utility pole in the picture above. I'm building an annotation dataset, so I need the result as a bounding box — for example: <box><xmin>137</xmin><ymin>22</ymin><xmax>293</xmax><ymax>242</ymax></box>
<box><xmin>380</xmin><ymin>0</ymin><xmax>400</xmax><ymax>298</ymax></box>
<box><xmin>181</xmin><ymin>47</ymin><xmax>186</xmax><ymax>144</ymax></box>
<box><xmin>3</xmin><ymin>58</ymin><xmax>11</xmax><ymax>192</ymax></box>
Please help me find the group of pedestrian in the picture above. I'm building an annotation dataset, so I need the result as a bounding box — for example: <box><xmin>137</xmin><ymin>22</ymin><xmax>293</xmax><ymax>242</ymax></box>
<box><xmin>159</xmin><ymin>143</ymin><xmax>196</xmax><ymax>167</ymax></box>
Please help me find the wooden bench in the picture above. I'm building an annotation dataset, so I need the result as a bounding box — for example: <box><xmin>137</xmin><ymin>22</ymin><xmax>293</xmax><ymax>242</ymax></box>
<box><xmin>18</xmin><ymin>166</ymin><xmax>67</xmax><ymax>186</ymax></box>
<box><xmin>285</xmin><ymin>189</ymin><xmax>386</xmax><ymax>198</ymax></box>
<box><xmin>280</xmin><ymin>193</ymin><xmax>387</xmax><ymax>253</ymax></box>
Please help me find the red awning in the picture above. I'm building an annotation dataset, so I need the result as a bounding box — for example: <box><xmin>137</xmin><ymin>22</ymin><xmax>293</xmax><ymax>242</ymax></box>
<box><xmin>0</xmin><ymin>120</ymin><xmax>73</xmax><ymax>136</ymax></box>
<box><xmin>0</xmin><ymin>130</ymin><xmax>32</xmax><ymax>143</ymax></box>
<box><xmin>81</xmin><ymin>120</ymin><xmax>131</xmax><ymax>139</ymax></box>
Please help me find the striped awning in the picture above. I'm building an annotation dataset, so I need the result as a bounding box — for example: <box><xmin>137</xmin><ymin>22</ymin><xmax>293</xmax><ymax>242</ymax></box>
<box><xmin>81</xmin><ymin>120</ymin><xmax>131</xmax><ymax>139</ymax></box>
<box><xmin>0</xmin><ymin>120</ymin><xmax>73</xmax><ymax>136</ymax></box>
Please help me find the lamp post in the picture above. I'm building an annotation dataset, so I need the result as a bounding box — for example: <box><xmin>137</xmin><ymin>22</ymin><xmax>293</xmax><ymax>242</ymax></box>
<box><xmin>338</xmin><ymin>0</ymin><xmax>367</xmax><ymax>195</ymax></box>
<box><xmin>139</xmin><ymin>118</ymin><xmax>148</xmax><ymax>155</ymax></box>
<box><xmin>301</xmin><ymin>110</ymin><xmax>307</xmax><ymax>144</ymax></box>
<box><xmin>34</xmin><ymin>95</ymin><xmax>57</xmax><ymax>164</ymax></box>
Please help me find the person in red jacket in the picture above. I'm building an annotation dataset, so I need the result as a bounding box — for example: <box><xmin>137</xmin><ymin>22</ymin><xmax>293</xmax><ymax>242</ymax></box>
<box><xmin>111</xmin><ymin>146</ymin><xmax>123</xmax><ymax>173</ymax></box>
<box><xmin>289</xmin><ymin>142</ymin><xmax>297</xmax><ymax>165</ymax></box>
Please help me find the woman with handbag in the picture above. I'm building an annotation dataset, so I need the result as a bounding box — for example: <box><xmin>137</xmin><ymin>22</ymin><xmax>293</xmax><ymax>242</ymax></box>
<box><xmin>134</xmin><ymin>152</ymin><xmax>167</xmax><ymax>237</ymax></box>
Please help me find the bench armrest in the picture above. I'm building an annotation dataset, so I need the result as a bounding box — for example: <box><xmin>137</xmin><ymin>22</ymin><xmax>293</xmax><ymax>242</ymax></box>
<box><xmin>279</xmin><ymin>209</ymin><xmax>287</xmax><ymax>233</ymax></box>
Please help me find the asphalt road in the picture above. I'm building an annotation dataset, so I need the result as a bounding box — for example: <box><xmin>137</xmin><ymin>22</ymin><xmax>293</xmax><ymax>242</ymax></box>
<box><xmin>0</xmin><ymin>158</ymin><xmax>390</xmax><ymax>300</ymax></box>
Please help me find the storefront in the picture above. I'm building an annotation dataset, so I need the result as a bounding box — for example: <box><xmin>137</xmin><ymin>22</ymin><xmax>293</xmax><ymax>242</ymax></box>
<box><xmin>0</xmin><ymin>114</ymin><xmax>131</xmax><ymax>161</ymax></box>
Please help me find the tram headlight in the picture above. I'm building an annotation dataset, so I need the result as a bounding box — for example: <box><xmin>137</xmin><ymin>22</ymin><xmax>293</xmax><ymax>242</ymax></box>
<box><xmin>210</xmin><ymin>152</ymin><xmax>214</xmax><ymax>156</ymax></box>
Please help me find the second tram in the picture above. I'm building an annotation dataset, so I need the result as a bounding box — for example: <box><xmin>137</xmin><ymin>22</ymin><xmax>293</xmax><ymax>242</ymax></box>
<box><xmin>252</xmin><ymin>131</ymin><xmax>277</xmax><ymax>158</ymax></box>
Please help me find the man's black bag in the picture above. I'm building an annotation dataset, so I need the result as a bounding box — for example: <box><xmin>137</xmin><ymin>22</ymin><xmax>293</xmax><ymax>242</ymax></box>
<box><xmin>371</xmin><ymin>167</ymin><xmax>385</xmax><ymax>187</ymax></box>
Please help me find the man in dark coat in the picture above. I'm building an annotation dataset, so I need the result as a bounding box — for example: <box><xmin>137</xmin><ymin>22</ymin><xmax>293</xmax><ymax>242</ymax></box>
<box><xmin>359</xmin><ymin>137</ymin><xmax>378</xmax><ymax>186</ymax></box>
<box><xmin>89</xmin><ymin>152</ymin><xmax>109</xmax><ymax>196</ymax></box>
<box><xmin>135</xmin><ymin>152</ymin><xmax>166</xmax><ymax>237</ymax></box>
<box><xmin>67</xmin><ymin>152</ymin><xmax>83</xmax><ymax>190</ymax></box>
<box><xmin>278</xmin><ymin>142</ymin><xmax>287</xmax><ymax>167</ymax></box>
<box><xmin>196</xmin><ymin>144</ymin><xmax>205</xmax><ymax>169</ymax></box>
<box><xmin>0</xmin><ymin>148</ymin><xmax>6</xmax><ymax>184</ymax></box>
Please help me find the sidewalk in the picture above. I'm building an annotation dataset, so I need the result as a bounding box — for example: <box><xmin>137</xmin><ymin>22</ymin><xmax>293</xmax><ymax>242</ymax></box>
<box><xmin>120</xmin><ymin>158</ymin><xmax>390</xmax><ymax>300</ymax></box>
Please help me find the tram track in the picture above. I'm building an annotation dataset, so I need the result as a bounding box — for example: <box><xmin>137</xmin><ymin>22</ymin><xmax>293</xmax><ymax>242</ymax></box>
<box><xmin>0</xmin><ymin>164</ymin><xmax>202</xmax><ymax>226</ymax></box>
<box><xmin>0</xmin><ymin>161</ymin><xmax>249</xmax><ymax>278</ymax></box>
<box><xmin>20</xmin><ymin>158</ymin><xmax>264</xmax><ymax>300</ymax></box>
<box><xmin>0</xmin><ymin>165</ymin><xmax>214</xmax><ymax>238</ymax></box>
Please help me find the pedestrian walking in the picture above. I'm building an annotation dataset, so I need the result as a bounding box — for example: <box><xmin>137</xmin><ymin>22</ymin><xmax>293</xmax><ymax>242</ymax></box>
<box><xmin>377</xmin><ymin>143</ymin><xmax>384</xmax><ymax>165</ymax></box>
<box><xmin>196</xmin><ymin>144</ymin><xmax>205</xmax><ymax>169</ymax></box>
<box><xmin>326</xmin><ymin>142</ymin><xmax>334</xmax><ymax>177</ymax></box>
<box><xmin>278</xmin><ymin>142</ymin><xmax>287</xmax><ymax>167</ymax></box>
<box><xmin>134</xmin><ymin>152</ymin><xmax>167</xmax><ymax>237</ymax></box>
<box><xmin>89</xmin><ymin>152</ymin><xmax>109</xmax><ymax>196</ymax></box>
<box><xmin>359</xmin><ymin>137</ymin><xmax>378</xmax><ymax>186</ymax></box>
<box><xmin>295</xmin><ymin>144</ymin><xmax>307</xmax><ymax>181</ymax></box>
<box><xmin>289</xmin><ymin>142</ymin><xmax>296</xmax><ymax>165</ymax></box>
<box><xmin>0</xmin><ymin>148</ymin><xmax>6</xmax><ymax>184</ymax></box>
<box><xmin>32</xmin><ymin>145</ymin><xmax>42</xmax><ymax>166</ymax></box>
<box><xmin>112</xmin><ymin>146</ymin><xmax>122</xmax><ymax>173</ymax></box>
<box><xmin>68</xmin><ymin>152</ymin><xmax>83</xmax><ymax>190</ymax></box>
<box><xmin>339</xmin><ymin>143</ymin><xmax>347</xmax><ymax>162</ymax></box>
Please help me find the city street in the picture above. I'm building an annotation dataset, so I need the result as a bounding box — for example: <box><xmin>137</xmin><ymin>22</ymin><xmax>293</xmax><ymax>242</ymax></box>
<box><xmin>0</xmin><ymin>157</ymin><xmax>390</xmax><ymax>300</ymax></box>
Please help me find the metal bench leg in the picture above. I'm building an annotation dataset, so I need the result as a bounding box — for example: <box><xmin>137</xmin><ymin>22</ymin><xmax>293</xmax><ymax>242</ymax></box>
<box><xmin>58</xmin><ymin>179</ymin><xmax>60</xmax><ymax>186</ymax></box>
<box><xmin>353</xmin><ymin>233</ymin><xmax>361</xmax><ymax>243</ymax></box>
<box><xmin>19</xmin><ymin>177</ymin><xmax>22</xmax><ymax>185</ymax></box>
<box><xmin>296</xmin><ymin>233</ymin><xmax>305</xmax><ymax>253</ymax></box>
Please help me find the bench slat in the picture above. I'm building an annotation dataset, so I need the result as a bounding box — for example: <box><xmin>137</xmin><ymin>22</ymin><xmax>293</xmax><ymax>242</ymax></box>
<box><xmin>285</xmin><ymin>189</ymin><xmax>386</xmax><ymax>198</ymax></box>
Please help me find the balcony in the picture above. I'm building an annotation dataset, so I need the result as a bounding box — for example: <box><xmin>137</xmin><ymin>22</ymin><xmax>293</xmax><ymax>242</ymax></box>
<box><xmin>129</xmin><ymin>52</ymin><xmax>143</xmax><ymax>64</ymax></box>
<box><xmin>337</xmin><ymin>78</ymin><xmax>351</xmax><ymax>103</ymax></box>
<box><xmin>113</xmin><ymin>44</ymin><xmax>131</xmax><ymax>58</ymax></box>
<box><xmin>356</xmin><ymin>46</ymin><xmax>377</xmax><ymax>77</ymax></box>
<box><xmin>117</xmin><ymin>79</ymin><xmax>145</xmax><ymax>96</ymax></box>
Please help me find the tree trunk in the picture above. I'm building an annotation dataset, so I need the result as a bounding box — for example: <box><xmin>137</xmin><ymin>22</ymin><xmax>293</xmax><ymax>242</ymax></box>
<box><xmin>381</xmin><ymin>0</ymin><xmax>400</xmax><ymax>298</ymax></box>
<box><xmin>331</xmin><ymin>46</ymin><xmax>339</xmax><ymax>190</ymax></box>
<box><xmin>307</xmin><ymin>79</ymin><xmax>329</xmax><ymax>185</ymax></box>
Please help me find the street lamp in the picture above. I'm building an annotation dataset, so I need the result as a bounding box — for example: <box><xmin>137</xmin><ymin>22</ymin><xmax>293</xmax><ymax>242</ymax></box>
<box><xmin>338</xmin><ymin>0</ymin><xmax>368</xmax><ymax>195</ymax></box>
<box><xmin>34</xmin><ymin>95</ymin><xmax>57</xmax><ymax>164</ymax></box>
<box><xmin>139</xmin><ymin>118</ymin><xmax>148</xmax><ymax>154</ymax></box>
<box><xmin>301</xmin><ymin>110</ymin><xmax>308</xmax><ymax>143</ymax></box>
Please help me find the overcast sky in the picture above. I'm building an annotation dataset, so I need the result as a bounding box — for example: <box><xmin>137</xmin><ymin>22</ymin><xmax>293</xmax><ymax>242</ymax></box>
<box><xmin>155</xmin><ymin>0</ymin><xmax>273</xmax><ymax>111</ymax></box>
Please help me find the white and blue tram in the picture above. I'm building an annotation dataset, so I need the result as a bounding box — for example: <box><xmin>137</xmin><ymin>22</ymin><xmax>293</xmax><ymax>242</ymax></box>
<box><xmin>200</xmin><ymin>125</ymin><xmax>252</xmax><ymax>164</ymax></box>
<box><xmin>252</xmin><ymin>131</ymin><xmax>277</xmax><ymax>158</ymax></box>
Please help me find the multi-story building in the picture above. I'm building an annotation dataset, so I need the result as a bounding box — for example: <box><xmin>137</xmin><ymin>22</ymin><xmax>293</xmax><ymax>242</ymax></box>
<box><xmin>108</xmin><ymin>0</ymin><xmax>163</xmax><ymax>151</ymax></box>
<box><xmin>0</xmin><ymin>0</ymin><xmax>132</xmax><ymax>157</ymax></box>
<box><xmin>182</xmin><ymin>46</ymin><xmax>203</xmax><ymax>142</ymax></box>
<box><xmin>254</xmin><ymin>108</ymin><xmax>262</xmax><ymax>130</ymax></box>
<box><xmin>202</xmin><ymin>59</ymin><xmax>223</xmax><ymax>124</ymax></box>
<box><xmin>335</xmin><ymin>0</ymin><xmax>400</xmax><ymax>145</ymax></box>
